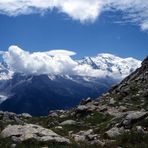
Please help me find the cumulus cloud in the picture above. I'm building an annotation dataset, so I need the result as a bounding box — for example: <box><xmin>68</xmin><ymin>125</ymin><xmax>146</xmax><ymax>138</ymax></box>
<box><xmin>3</xmin><ymin>45</ymin><xmax>76</xmax><ymax>75</ymax></box>
<box><xmin>47</xmin><ymin>50</ymin><xmax>76</xmax><ymax>56</ymax></box>
<box><xmin>2</xmin><ymin>45</ymin><xmax>107</xmax><ymax>78</ymax></box>
<box><xmin>0</xmin><ymin>0</ymin><xmax>102</xmax><ymax>22</ymax></box>
<box><xmin>0</xmin><ymin>0</ymin><xmax>148</xmax><ymax>30</ymax></box>
<box><xmin>52</xmin><ymin>0</ymin><xmax>102</xmax><ymax>23</ymax></box>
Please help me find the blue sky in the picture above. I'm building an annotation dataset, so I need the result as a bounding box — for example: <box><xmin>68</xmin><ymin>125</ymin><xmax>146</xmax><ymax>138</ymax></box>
<box><xmin>0</xmin><ymin>0</ymin><xmax>148</xmax><ymax>60</ymax></box>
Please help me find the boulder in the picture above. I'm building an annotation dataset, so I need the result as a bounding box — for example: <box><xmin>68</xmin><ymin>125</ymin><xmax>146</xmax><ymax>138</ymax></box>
<box><xmin>136</xmin><ymin>126</ymin><xmax>148</xmax><ymax>134</ymax></box>
<box><xmin>3</xmin><ymin>112</ymin><xmax>16</xmax><ymax>121</ymax></box>
<box><xmin>48</xmin><ymin>121</ymin><xmax>59</xmax><ymax>128</ymax></box>
<box><xmin>55</xmin><ymin>126</ymin><xmax>63</xmax><ymax>129</ymax></box>
<box><xmin>14</xmin><ymin>116</ymin><xmax>24</xmax><ymax>125</ymax></box>
<box><xmin>118</xmin><ymin>106</ymin><xmax>127</xmax><ymax>112</ymax></box>
<box><xmin>1</xmin><ymin>124</ymin><xmax>70</xmax><ymax>144</ymax></box>
<box><xmin>93</xmin><ymin>101</ymin><xmax>99</xmax><ymax>106</ymax></box>
<box><xmin>104</xmin><ymin>127</ymin><xmax>124</xmax><ymax>138</ymax></box>
<box><xmin>80</xmin><ymin>98</ymin><xmax>92</xmax><ymax>105</ymax></box>
<box><xmin>72</xmin><ymin>129</ymin><xmax>104</xmax><ymax>146</ymax></box>
<box><xmin>20</xmin><ymin>113</ymin><xmax>32</xmax><ymax>118</ymax></box>
<box><xmin>1</xmin><ymin>112</ymin><xmax>24</xmax><ymax>125</ymax></box>
<box><xmin>99</xmin><ymin>105</ymin><xmax>108</xmax><ymax>112</ymax></box>
<box><xmin>60</xmin><ymin>120</ymin><xmax>77</xmax><ymax>126</ymax></box>
<box><xmin>109</xmin><ymin>98</ymin><xmax>116</xmax><ymax>105</ymax></box>
<box><xmin>122</xmin><ymin>111</ymin><xmax>148</xmax><ymax>126</ymax></box>
<box><xmin>74</xmin><ymin>105</ymin><xmax>91</xmax><ymax>116</ymax></box>
<box><xmin>77</xmin><ymin>105</ymin><xmax>89</xmax><ymax>111</ymax></box>
<box><xmin>48</xmin><ymin>110</ymin><xmax>66</xmax><ymax>117</ymax></box>
<box><xmin>10</xmin><ymin>143</ymin><xmax>17</xmax><ymax>148</ymax></box>
<box><xmin>49</xmin><ymin>112</ymin><xmax>58</xmax><ymax>118</ymax></box>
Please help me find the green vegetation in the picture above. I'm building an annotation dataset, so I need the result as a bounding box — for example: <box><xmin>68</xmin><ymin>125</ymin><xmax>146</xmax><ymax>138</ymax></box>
<box><xmin>83</xmin><ymin>112</ymin><xmax>112</xmax><ymax>126</ymax></box>
<box><xmin>109</xmin><ymin>132</ymin><xmax>148</xmax><ymax>148</ymax></box>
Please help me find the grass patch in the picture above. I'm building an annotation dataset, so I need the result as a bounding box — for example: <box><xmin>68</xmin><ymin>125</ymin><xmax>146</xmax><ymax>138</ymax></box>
<box><xmin>52</xmin><ymin>124</ymin><xmax>90</xmax><ymax>137</ymax></box>
<box><xmin>108</xmin><ymin>132</ymin><xmax>148</xmax><ymax>148</ymax></box>
<box><xmin>84</xmin><ymin>112</ymin><xmax>112</xmax><ymax>126</ymax></box>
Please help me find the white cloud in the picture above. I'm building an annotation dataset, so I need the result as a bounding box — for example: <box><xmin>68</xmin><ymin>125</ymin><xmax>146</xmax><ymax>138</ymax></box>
<box><xmin>52</xmin><ymin>0</ymin><xmax>102</xmax><ymax>23</ymax></box>
<box><xmin>0</xmin><ymin>0</ymin><xmax>148</xmax><ymax>30</ymax></box>
<box><xmin>3</xmin><ymin>45</ymin><xmax>77</xmax><ymax>75</ymax></box>
<box><xmin>2</xmin><ymin>45</ymin><xmax>107</xmax><ymax>78</ymax></box>
<box><xmin>1</xmin><ymin>45</ymin><xmax>141</xmax><ymax>80</ymax></box>
<box><xmin>0</xmin><ymin>0</ymin><xmax>102</xmax><ymax>22</ymax></box>
<box><xmin>105</xmin><ymin>0</ymin><xmax>148</xmax><ymax>31</ymax></box>
<box><xmin>47</xmin><ymin>50</ymin><xmax>76</xmax><ymax>56</ymax></box>
<box><xmin>141</xmin><ymin>21</ymin><xmax>148</xmax><ymax>31</ymax></box>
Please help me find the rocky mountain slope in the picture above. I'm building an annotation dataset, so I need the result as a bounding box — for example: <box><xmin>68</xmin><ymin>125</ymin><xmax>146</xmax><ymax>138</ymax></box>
<box><xmin>0</xmin><ymin>53</ymin><xmax>141</xmax><ymax>116</ymax></box>
<box><xmin>0</xmin><ymin>56</ymin><xmax>147</xmax><ymax>148</ymax></box>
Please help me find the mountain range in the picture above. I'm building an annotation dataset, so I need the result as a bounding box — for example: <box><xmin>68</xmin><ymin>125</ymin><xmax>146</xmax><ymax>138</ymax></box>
<box><xmin>0</xmin><ymin>53</ymin><xmax>141</xmax><ymax>115</ymax></box>
<box><xmin>0</xmin><ymin>56</ymin><xmax>147</xmax><ymax>148</ymax></box>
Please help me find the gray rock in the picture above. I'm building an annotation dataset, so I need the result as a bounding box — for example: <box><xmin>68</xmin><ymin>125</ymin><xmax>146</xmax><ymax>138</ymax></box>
<box><xmin>109</xmin><ymin>98</ymin><xmax>116</xmax><ymax>105</ymax></box>
<box><xmin>74</xmin><ymin>105</ymin><xmax>92</xmax><ymax>116</ymax></box>
<box><xmin>49</xmin><ymin>112</ymin><xmax>58</xmax><ymax>117</ymax></box>
<box><xmin>78</xmin><ymin>129</ymin><xmax>93</xmax><ymax>136</ymax></box>
<box><xmin>118</xmin><ymin>106</ymin><xmax>127</xmax><ymax>112</ymax></box>
<box><xmin>89</xmin><ymin>105</ymin><xmax>97</xmax><ymax>111</ymax></box>
<box><xmin>136</xmin><ymin>126</ymin><xmax>148</xmax><ymax>134</ymax></box>
<box><xmin>3</xmin><ymin>112</ymin><xmax>15</xmax><ymax>121</ymax></box>
<box><xmin>99</xmin><ymin>105</ymin><xmax>108</xmax><ymax>112</ymax></box>
<box><xmin>1</xmin><ymin>124</ymin><xmax>70</xmax><ymax>144</ymax></box>
<box><xmin>105</xmin><ymin>127</ymin><xmax>124</xmax><ymax>138</ymax></box>
<box><xmin>59</xmin><ymin>114</ymin><xmax>67</xmax><ymax>118</ymax></box>
<box><xmin>80</xmin><ymin>98</ymin><xmax>92</xmax><ymax>105</ymax></box>
<box><xmin>90</xmin><ymin>139</ymin><xmax>105</xmax><ymax>146</ymax></box>
<box><xmin>14</xmin><ymin>116</ymin><xmax>24</xmax><ymax>125</ymax></box>
<box><xmin>10</xmin><ymin>144</ymin><xmax>17</xmax><ymax>148</ymax></box>
<box><xmin>73</xmin><ymin>134</ymin><xmax>85</xmax><ymax>142</ymax></box>
<box><xmin>48</xmin><ymin>121</ymin><xmax>59</xmax><ymax>128</ymax></box>
<box><xmin>20</xmin><ymin>113</ymin><xmax>32</xmax><ymax>118</ymax></box>
<box><xmin>55</xmin><ymin>126</ymin><xmax>63</xmax><ymax>129</ymax></box>
<box><xmin>77</xmin><ymin>105</ymin><xmax>89</xmax><ymax>111</ymax></box>
<box><xmin>2</xmin><ymin>112</ymin><xmax>24</xmax><ymax>124</ymax></box>
<box><xmin>72</xmin><ymin>129</ymin><xmax>104</xmax><ymax>145</ymax></box>
<box><xmin>0</xmin><ymin>111</ymin><xmax>4</xmax><ymax>115</ymax></box>
<box><xmin>60</xmin><ymin>120</ymin><xmax>77</xmax><ymax>126</ymax></box>
<box><xmin>123</xmin><ymin>111</ymin><xmax>148</xmax><ymax>126</ymax></box>
<box><xmin>93</xmin><ymin>101</ymin><xmax>99</xmax><ymax>106</ymax></box>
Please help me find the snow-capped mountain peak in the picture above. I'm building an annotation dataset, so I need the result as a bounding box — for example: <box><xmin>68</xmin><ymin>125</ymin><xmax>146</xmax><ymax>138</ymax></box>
<box><xmin>0</xmin><ymin>62</ymin><xmax>13</xmax><ymax>80</ymax></box>
<box><xmin>78</xmin><ymin>53</ymin><xmax>141</xmax><ymax>80</ymax></box>
<box><xmin>78</xmin><ymin>56</ymin><xmax>98</xmax><ymax>69</ymax></box>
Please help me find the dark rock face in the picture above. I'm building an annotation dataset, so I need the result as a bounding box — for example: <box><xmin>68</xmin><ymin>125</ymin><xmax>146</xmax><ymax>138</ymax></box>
<box><xmin>0</xmin><ymin>74</ymin><xmax>116</xmax><ymax>116</ymax></box>
<box><xmin>142</xmin><ymin>56</ymin><xmax>148</xmax><ymax>67</ymax></box>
